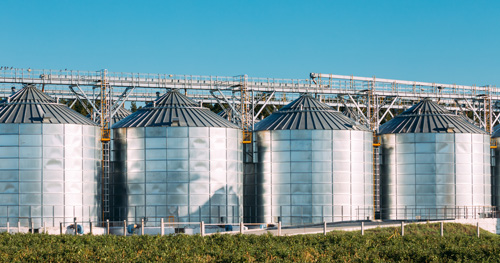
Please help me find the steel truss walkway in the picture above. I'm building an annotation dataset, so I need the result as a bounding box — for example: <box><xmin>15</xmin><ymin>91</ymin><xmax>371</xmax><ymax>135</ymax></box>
<box><xmin>1</xmin><ymin>68</ymin><xmax>499</xmax><ymax>133</ymax></box>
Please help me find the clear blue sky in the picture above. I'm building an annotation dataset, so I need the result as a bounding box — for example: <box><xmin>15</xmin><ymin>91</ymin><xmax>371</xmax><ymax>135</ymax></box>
<box><xmin>1</xmin><ymin>0</ymin><xmax>499</xmax><ymax>86</ymax></box>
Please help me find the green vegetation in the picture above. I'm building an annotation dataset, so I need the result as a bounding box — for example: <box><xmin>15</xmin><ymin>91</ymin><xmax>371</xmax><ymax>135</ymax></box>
<box><xmin>0</xmin><ymin>223</ymin><xmax>498</xmax><ymax>262</ymax></box>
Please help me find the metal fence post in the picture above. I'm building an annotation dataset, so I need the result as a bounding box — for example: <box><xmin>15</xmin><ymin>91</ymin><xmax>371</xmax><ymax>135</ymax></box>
<box><xmin>60</xmin><ymin>222</ymin><xmax>63</xmax><ymax>235</ymax></box>
<box><xmin>90</xmin><ymin>221</ymin><xmax>93</xmax><ymax>235</ymax></box>
<box><xmin>31</xmin><ymin>221</ymin><xmax>34</xmax><ymax>234</ymax></box>
<box><xmin>160</xmin><ymin>218</ymin><xmax>164</xmax><ymax>236</ymax></box>
<box><xmin>201</xmin><ymin>221</ymin><xmax>205</xmax><ymax>237</ymax></box>
<box><xmin>106</xmin><ymin>219</ymin><xmax>110</xmax><ymax>235</ymax></box>
<box><xmin>341</xmin><ymin>206</ymin><xmax>344</xmax><ymax>221</ymax></box>
<box><xmin>440</xmin><ymin>222</ymin><xmax>443</xmax><ymax>237</ymax></box>
<box><xmin>73</xmin><ymin>218</ymin><xmax>77</xmax><ymax>235</ymax></box>
<box><xmin>361</xmin><ymin>222</ymin><xmax>364</xmax><ymax>236</ymax></box>
<box><xmin>6</xmin><ymin>222</ymin><xmax>9</xmax><ymax>234</ymax></box>
<box><xmin>323</xmin><ymin>221</ymin><xmax>327</xmax><ymax>235</ymax></box>
<box><xmin>123</xmin><ymin>220</ymin><xmax>127</xmax><ymax>236</ymax></box>
<box><xmin>477</xmin><ymin>222</ymin><xmax>480</xmax><ymax>238</ymax></box>
<box><xmin>401</xmin><ymin>221</ymin><xmax>404</xmax><ymax>236</ymax></box>
<box><xmin>278</xmin><ymin>221</ymin><xmax>282</xmax><ymax>236</ymax></box>
<box><xmin>141</xmin><ymin>218</ymin><xmax>144</xmax><ymax>235</ymax></box>
<box><xmin>240</xmin><ymin>221</ymin><xmax>244</xmax><ymax>234</ymax></box>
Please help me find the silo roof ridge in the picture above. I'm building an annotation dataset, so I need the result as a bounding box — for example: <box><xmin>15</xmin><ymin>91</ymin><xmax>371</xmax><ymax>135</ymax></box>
<box><xmin>378</xmin><ymin>99</ymin><xmax>486</xmax><ymax>134</ymax></box>
<box><xmin>254</xmin><ymin>93</ymin><xmax>370</xmax><ymax>131</ymax></box>
<box><xmin>112</xmin><ymin>89</ymin><xmax>239</xmax><ymax>128</ymax></box>
<box><xmin>0</xmin><ymin>85</ymin><xmax>97</xmax><ymax>125</ymax></box>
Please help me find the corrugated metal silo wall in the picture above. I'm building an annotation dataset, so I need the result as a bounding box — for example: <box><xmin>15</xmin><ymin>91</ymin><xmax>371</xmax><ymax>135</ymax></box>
<box><xmin>380</xmin><ymin>133</ymin><xmax>491</xmax><ymax>220</ymax></box>
<box><xmin>245</xmin><ymin>129</ymin><xmax>373</xmax><ymax>225</ymax></box>
<box><xmin>0</xmin><ymin>123</ymin><xmax>101</xmax><ymax>227</ymax></box>
<box><xmin>110</xmin><ymin>126</ymin><xmax>243</xmax><ymax>224</ymax></box>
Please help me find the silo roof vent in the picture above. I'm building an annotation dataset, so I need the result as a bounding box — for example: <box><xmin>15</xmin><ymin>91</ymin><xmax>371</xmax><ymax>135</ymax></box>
<box><xmin>446</xmin><ymin>124</ymin><xmax>455</xmax><ymax>133</ymax></box>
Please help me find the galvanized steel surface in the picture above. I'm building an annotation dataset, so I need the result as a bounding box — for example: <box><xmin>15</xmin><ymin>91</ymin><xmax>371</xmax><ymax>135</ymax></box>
<box><xmin>113</xmin><ymin>89</ymin><xmax>238</xmax><ymax>128</ymax></box>
<box><xmin>378</xmin><ymin>99</ymin><xmax>486</xmax><ymax>134</ymax></box>
<box><xmin>0</xmin><ymin>85</ymin><xmax>97</xmax><ymax>125</ymax></box>
<box><xmin>110</xmin><ymin>127</ymin><xmax>243</xmax><ymax>224</ymax></box>
<box><xmin>0</xmin><ymin>123</ymin><xmax>101</xmax><ymax>227</ymax></box>
<box><xmin>254</xmin><ymin>94</ymin><xmax>370</xmax><ymax>131</ymax></box>
<box><xmin>380</xmin><ymin>133</ymin><xmax>491</xmax><ymax>220</ymax></box>
<box><xmin>245</xmin><ymin>129</ymin><xmax>373</xmax><ymax>225</ymax></box>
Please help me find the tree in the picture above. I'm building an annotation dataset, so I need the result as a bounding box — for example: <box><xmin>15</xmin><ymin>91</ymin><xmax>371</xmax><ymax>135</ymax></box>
<box><xmin>131</xmin><ymin>101</ymin><xmax>138</xmax><ymax>113</ymax></box>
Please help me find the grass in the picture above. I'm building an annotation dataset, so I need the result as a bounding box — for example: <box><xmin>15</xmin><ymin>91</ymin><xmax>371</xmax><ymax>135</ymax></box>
<box><xmin>0</xmin><ymin>223</ymin><xmax>497</xmax><ymax>262</ymax></box>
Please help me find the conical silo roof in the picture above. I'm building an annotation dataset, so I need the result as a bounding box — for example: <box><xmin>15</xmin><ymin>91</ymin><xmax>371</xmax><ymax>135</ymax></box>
<box><xmin>112</xmin><ymin>106</ymin><xmax>132</xmax><ymax>123</ymax></box>
<box><xmin>0</xmin><ymin>85</ymin><xmax>97</xmax><ymax>125</ymax></box>
<box><xmin>378</xmin><ymin>99</ymin><xmax>486</xmax><ymax>134</ymax></box>
<box><xmin>254</xmin><ymin>93</ymin><xmax>370</xmax><ymax>131</ymax></box>
<box><xmin>112</xmin><ymin>89</ymin><xmax>239</xmax><ymax>128</ymax></box>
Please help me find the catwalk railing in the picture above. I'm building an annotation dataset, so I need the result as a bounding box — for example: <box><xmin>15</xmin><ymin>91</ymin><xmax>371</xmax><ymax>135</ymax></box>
<box><xmin>1</xmin><ymin>68</ymin><xmax>499</xmax><ymax>100</ymax></box>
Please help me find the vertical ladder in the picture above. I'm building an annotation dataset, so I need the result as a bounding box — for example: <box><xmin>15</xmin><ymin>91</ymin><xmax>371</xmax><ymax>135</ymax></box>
<box><xmin>369</xmin><ymin>78</ymin><xmax>381</xmax><ymax>218</ymax></box>
<box><xmin>100</xmin><ymin>69</ymin><xmax>111</xmax><ymax>220</ymax></box>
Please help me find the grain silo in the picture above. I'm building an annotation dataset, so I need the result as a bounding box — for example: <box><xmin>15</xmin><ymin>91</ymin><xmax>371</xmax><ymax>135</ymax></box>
<box><xmin>379</xmin><ymin>99</ymin><xmax>491</xmax><ymax>220</ymax></box>
<box><xmin>110</xmin><ymin>89</ymin><xmax>243</xmax><ymax>224</ymax></box>
<box><xmin>0</xmin><ymin>85</ymin><xmax>101</xmax><ymax>227</ymax></box>
<box><xmin>245</xmin><ymin>93</ymin><xmax>373</xmax><ymax>225</ymax></box>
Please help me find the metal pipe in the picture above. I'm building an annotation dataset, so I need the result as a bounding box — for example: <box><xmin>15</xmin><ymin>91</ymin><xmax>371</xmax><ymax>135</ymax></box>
<box><xmin>323</xmin><ymin>221</ymin><xmax>327</xmax><ymax>235</ymax></box>
<box><xmin>90</xmin><ymin>221</ymin><xmax>93</xmax><ymax>235</ymax></box>
<box><xmin>141</xmin><ymin>218</ymin><xmax>144</xmax><ymax>235</ymax></box>
<box><xmin>6</xmin><ymin>222</ymin><xmax>9</xmax><ymax>234</ymax></box>
<box><xmin>106</xmin><ymin>219</ymin><xmax>110</xmax><ymax>235</ymax></box>
<box><xmin>123</xmin><ymin>220</ymin><xmax>127</xmax><ymax>236</ymax></box>
<box><xmin>440</xmin><ymin>222</ymin><xmax>443</xmax><ymax>237</ymax></box>
<box><xmin>361</xmin><ymin>222</ymin><xmax>364</xmax><ymax>235</ymax></box>
<box><xmin>74</xmin><ymin>218</ymin><xmax>77</xmax><ymax>235</ymax></box>
<box><xmin>401</xmin><ymin>221</ymin><xmax>404</xmax><ymax>236</ymax></box>
<box><xmin>477</xmin><ymin>222</ymin><xmax>480</xmax><ymax>238</ymax></box>
<box><xmin>278</xmin><ymin>221</ymin><xmax>281</xmax><ymax>236</ymax></box>
<box><xmin>240</xmin><ymin>221</ymin><xmax>244</xmax><ymax>234</ymax></box>
<box><xmin>60</xmin><ymin>222</ymin><xmax>63</xmax><ymax>235</ymax></box>
<box><xmin>201</xmin><ymin>221</ymin><xmax>205</xmax><ymax>237</ymax></box>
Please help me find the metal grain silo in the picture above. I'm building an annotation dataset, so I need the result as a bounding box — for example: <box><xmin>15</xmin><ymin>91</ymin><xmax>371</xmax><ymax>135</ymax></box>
<box><xmin>379</xmin><ymin>99</ymin><xmax>491</xmax><ymax>220</ymax></box>
<box><xmin>246</xmin><ymin>94</ymin><xmax>373</xmax><ymax>225</ymax></box>
<box><xmin>111</xmin><ymin>89</ymin><xmax>242</xmax><ymax>224</ymax></box>
<box><xmin>0</xmin><ymin>85</ymin><xmax>101</xmax><ymax>227</ymax></box>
